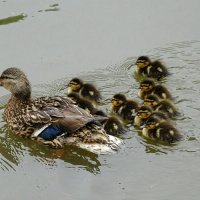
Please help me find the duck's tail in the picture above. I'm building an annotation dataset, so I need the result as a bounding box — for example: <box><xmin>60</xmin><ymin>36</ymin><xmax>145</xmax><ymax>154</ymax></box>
<box><xmin>58</xmin><ymin>123</ymin><xmax>123</xmax><ymax>154</ymax></box>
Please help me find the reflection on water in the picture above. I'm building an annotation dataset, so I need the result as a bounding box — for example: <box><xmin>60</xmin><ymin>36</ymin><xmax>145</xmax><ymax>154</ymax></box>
<box><xmin>0</xmin><ymin>40</ymin><xmax>200</xmax><ymax>173</ymax></box>
<box><xmin>0</xmin><ymin>14</ymin><xmax>27</xmax><ymax>26</ymax></box>
<box><xmin>28</xmin><ymin>142</ymin><xmax>101</xmax><ymax>174</ymax></box>
<box><xmin>0</xmin><ymin>124</ymin><xmax>101</xmax><ymax>173</ymax></box>
<box><xmin>0</xmin><ymin>124</ymin><xmax>23</xmax><ymax>171</ymax></box>
<box><xmin>38</xmin><ymin>4</ymin><xmax>60</xmax><ymax>13</ymax></box>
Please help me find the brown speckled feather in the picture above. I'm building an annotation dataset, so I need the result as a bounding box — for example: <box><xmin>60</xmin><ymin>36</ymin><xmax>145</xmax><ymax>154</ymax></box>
<box><xmin>4</xmin><ymin>95</ymin><xmax>99</xmax><ymax>137</ymax></box>
<box><xmin>0</xmin><ymin>67</ymin><xmax>122</xmax><ymax>153</ymax></box>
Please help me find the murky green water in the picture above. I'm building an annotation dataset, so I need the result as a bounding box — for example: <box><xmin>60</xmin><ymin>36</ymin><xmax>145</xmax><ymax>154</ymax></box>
<box><xmin>0</xmin><ymin>1</ymin><xmax>200</xmax><ymax>200</ymax></box>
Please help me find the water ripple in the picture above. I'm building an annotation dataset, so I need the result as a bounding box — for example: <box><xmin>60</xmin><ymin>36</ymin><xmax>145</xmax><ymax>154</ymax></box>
<box><xmin>1</xmin><ymin>40</ymin><xmax>200</xmax><ymax>171</ymax></box>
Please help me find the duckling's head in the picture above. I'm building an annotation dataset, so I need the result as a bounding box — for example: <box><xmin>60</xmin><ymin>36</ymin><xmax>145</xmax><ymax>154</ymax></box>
<box><xmin>135</xmin><ymin>56</ymin><xmax>151</xmax><ymax>69</ymax></box>
<box><xmin>139</xmin><ymin>78</ymin><xmax>155</xmax><ymax>92</ymax></box>
<box><xmin>111</xmin><ymin>93</ymin><xmax>126</xmax><ymax>108</ymax></box>
<box><xmin>143</xmin><ymin>94</ymin><xmax>160</xmax><ymax>107</ymax></box>
<box><xmin>136</xmin><ymin>105</ymin><xmax>153</xmax><ymax>119</ymax></box>
<box><xmin>0</xmin><ymin>67</ymin><xmax>31</xmax><ymax>100</ymax></box>
<box><xmin>144</xmin><ymin>116</ymin><xmax>160</xmax><ymax>129</ymax></box>
<box><xmin>68</xmin><ymin>78</ymin><xmax>83</xmax><ymax>92</ymax></box>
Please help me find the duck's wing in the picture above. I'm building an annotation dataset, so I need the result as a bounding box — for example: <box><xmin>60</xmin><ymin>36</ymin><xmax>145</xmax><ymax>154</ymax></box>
<box><xmin>24</xmin><ymin>96</ymin><xmax>105</xmax><ymax>132</ymax></box>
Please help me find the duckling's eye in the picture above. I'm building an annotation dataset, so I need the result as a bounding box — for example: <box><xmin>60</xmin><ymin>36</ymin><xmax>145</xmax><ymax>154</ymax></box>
<box><xmin>138</xmin><ymin>111</ymin><xmax>148</xmax><ymax>114</ymax></box>
<box><xmin>0</xmin><ymin>76</ymin><xmax>14</xmax><ymax>80</ymax></box>
<box><xmin>141</xmin><ymin>84</ymin><xmax>150</xmax><ymax>88</ymax></box>
<box><xmin>137</xmin><ymin>60</ymin><xmax>145</xmax><ymax>64</ymax></box>
<box><xmin>111</xmin><ymin>98</ymin><xmax>116</xmax><ymax>102</ymax></box>
<box><xmin>144</xmin><ymin>100</ymin><xmax>153</xmax><ymax>103</ymax></box>
<box><xmin>147</xmin><ymin>122</ymin><xmax>156</xmax><ymax>126</ymax></box>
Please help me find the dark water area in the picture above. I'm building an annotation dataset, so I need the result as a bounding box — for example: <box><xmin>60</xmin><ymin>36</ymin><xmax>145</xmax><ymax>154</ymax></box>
<box><xmin>0</xmin><ymin>1</ymin><xmax>200</xmax><ymax>200</ymax></box>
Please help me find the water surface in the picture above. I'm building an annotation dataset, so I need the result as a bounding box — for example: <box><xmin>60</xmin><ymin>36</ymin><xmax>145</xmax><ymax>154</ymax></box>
<box><xmin>0</xmin><ymin>1</ymin><xmax>200</xmax><ymax>200</ymax></box>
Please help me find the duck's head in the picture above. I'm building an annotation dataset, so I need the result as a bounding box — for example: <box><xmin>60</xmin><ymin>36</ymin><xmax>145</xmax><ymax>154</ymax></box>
<box><xmin>143</xmin><ymin>94</ymin><xmax>159</xmax><ymax>107</ymax></box>
<box><xmin>68</xmin><ymin>78</ymin><xmax>83</xmax><ymax>92</ymax></box>
<box><xmin>111</xmin><ymin>93</ymin><xmax>126</xmax><ymax>108</ymax></box>
<box><xmin>0</xmin><ymin>67</ymin><xmax>31</xmax><ymax>100</ymax></box>
<box><xmin>144</xmin><ymin>116</ymin><xmax>160</xmax><ymax>129</ymax></box>
<box><xmin>139</xmin><ymin>78</ymin><xmax>155</xmax><ymax>92</ymax></box>
<box><xmin>136</xmin><ymin>105</ymin><xmax>153</xmax><ymax>119</ymax></box>
<box><xmin>135</xmin><ymin>56</ymin><xmax>151</xmax><ymax>69</ymax></box>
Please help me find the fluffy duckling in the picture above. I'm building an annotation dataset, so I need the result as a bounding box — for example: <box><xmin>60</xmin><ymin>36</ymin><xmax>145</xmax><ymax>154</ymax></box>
<box><xmin>0</xmin><ymin>67</ymin><xmax>122</xmax><ymax>154</ymax></box>
<box><xmin>134</xmin><ymin>105</ymin><xmax>168</xmax><ymax>127</ymax></box>
<box><xmin>143</xmin><ymin>94</ymin><xmax>160</xmax><ymax>109</ymax></box>
<box><xmin>111</xmin><ymin>93</ymin><xmax>139</xmax><ymax>122</ymax></box>
<box><xmin>103</xmin><ymin>117</ymin><xmax>125</xmax><ymax>136</ymax></box>
<box><xmin>155</xmin><ymin>99</ymin><xmax>178</xmax><ymax>119</ymax></box>
<box><xmin>67</xmin><ymin>92</ymin><xmax>96</xmax><ymax>114</ymax></box>
<box><xmin>135</xmin><ymin>56</ymin><xmax>169</xmax><ymax>80</ymax></box>
<box><xmin>142</xmin><ymin>116</ymin><xmax>181</xmax><ymax>143</ymax></box>
<box><xmin>93</xmin><ymin>110</ymin><xmax>126</xmax><ymax>136</ymax></box>
<box><xmin>134</xmin><ymin>105</ymin><xmax>153</xmax><ymax>127</ymax></box>
<box><xmin>138</xmin><ymin>78</ymin><xmax>172</xmax><ymax>100</ymax></box>
<box><xmin>67</xmin><ymin>78</ymin><xmax>101</xmax><ymax>106</ymax></box>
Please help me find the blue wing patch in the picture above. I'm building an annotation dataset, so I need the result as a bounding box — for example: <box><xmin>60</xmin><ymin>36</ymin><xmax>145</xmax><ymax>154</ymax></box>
<box><xmin>39</xmin><ymin>125</ymin><xmax>66</xmax><ymax>140</ymax></box>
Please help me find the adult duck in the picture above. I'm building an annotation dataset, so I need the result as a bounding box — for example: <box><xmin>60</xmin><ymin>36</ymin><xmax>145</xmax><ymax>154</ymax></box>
<box><xmin>0</xmin><ymin>67</ymin><xmax>122</xmax><ymax>154</ymax></box>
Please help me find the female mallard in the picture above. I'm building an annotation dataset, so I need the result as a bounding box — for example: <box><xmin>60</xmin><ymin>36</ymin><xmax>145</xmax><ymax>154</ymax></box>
<box><xmin>135</xmin><ymin>56</ymin><xmax>169</xmax><ymax>80</ymax></box>
<box><xmin>0</xmin><ymin>67</ymin><xmax>122</xmax><ymax>154</ymax></box>
<box><xmin>67</xmin><ymin>78</ymin><xmax>101</xmax><ymax>106</ymax></box>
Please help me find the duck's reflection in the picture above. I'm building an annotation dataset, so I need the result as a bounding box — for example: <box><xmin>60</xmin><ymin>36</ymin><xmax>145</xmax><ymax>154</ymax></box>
<box><xmin>0</xmin><ymin>124</ymin><xmax>101</xmax><ymax>174</ymax></box>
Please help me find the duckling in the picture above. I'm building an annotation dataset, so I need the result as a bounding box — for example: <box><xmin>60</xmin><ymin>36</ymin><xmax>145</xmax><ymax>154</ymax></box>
<box><xmin>111</xmin><ymin>93</ymin><xmax>139</xmax><ymax>122</ymax></box>
<box><xmin>67</xmin><ymin>78</ymin><xmax>101</xmax><ymax>106</ymax></box>
<box><xmin>0</xmin><ymin>67</ymin><xmax>122</xmax><ymax>154</ymax></box>
<box><xmin>104</xmin><ymin>117</ymin><xmax>126</xmax><ymax>136</ymax></box>
<box><xmin>135</xmin><ymin>56</ymin><xmax>169</xmax><ymax>80</ymax></box>
<box><xmin>149</xmin><ymin>111</ymin><xmax>168</xmax><ymax>121</ymax></box>
<box><xmin>142</xmin><ymin>116</ymin><xmax>181</xmax><ymax>143</ymax></box>
<box><xmin>93</xmin><ymin>110</ymin><xmax>126</xmax><ymax>136</ymax></box>
<box><xmin>134</xmin><ymin>105</ymin><xmax>168</xmax><ymax>127</ymax></box>
<box><xmin>134</xmin><ymin>105</ymin><xmax>153</xmax><ymax>127</ymax></box>
<box><xmin>155</xmin><ymin>99</ymin><xmax>178</xmax><ymax>119</ymax></box>
<box><xmin>111</xmin><ymin>93</ymin><xmax>126</xmax><ymax>113</ymax></box>
<box><xmin>143</xmin><ymin>94</ymin><xmax>160</xmax><ymax>109</ymax></box>
<box><xmin>138</xmin><ymin>78</ymin><xmax>172</xmax><ymax>100</ymax></box>
<box><xmin>67</xmin><ymin>92</ymin><xmax>96</xmax><ymax>114</ymax></box>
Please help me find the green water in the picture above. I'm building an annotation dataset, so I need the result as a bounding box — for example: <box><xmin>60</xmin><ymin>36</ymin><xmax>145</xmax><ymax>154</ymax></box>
<box><xmin>0</xmin><ymin>1</ymin><xmax>200</xmax><ymax>200</ymax></box>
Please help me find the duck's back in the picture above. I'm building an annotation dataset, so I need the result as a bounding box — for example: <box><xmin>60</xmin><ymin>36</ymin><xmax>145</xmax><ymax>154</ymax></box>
<box><xmin>4</xmin><ymin>95</ymin><xmax>104</xmax><ymax>136</ymax></box>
